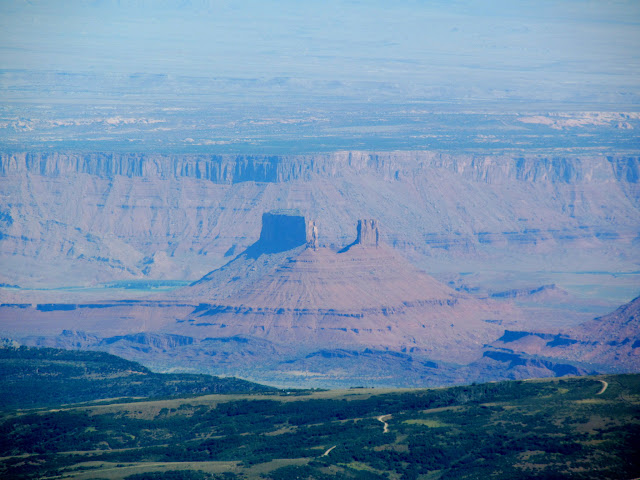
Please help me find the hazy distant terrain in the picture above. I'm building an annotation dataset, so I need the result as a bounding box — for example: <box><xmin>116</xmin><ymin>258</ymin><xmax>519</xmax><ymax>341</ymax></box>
<box><xmin>1</xmin><ymin>1</ymin><xmax>638</xmax><ymax>298</ymax></box>
<box><xmin>1</xmin><ymin>0</ymin><xmax>639</xmax><ymax>390</ymax></box>
<box><xmin>2</xmin><ymin>72</ymin><xmax>639</xmax><ymax>153</ymax></box>
<box><xmin>1</xmin><ymin>209</ymin><xmax>638</xmax><ymax>388</ymax></box>
<box><xmin>1</xmin><ymin>3</ymin><xmax>640</xmax><ymax>478</ymax></box>
<box><xmin>1</xmin><ymin>1</ymin><xmax>639</xmax><ymax>153</ymax></box>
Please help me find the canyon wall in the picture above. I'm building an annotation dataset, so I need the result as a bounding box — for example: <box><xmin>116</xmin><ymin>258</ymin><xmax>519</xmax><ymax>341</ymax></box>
<box><xmin>2</xmin><ymin>151</ymin><xmax>639</xmax><ymax>184</ymax></box>
<box><xmin>1</xmin><ymin>151</ymin><xmax>638</xmax><ymax>288</ymax></box>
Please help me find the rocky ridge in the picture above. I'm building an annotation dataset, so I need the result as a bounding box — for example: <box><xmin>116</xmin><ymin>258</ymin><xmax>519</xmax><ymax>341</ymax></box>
<box><xmin>0</xmin><ymin>212</ymin><xmax>518</xmax><ymax>385</ymax></box>
<box><xmin>2</xmin><ymin>151</ymin><xmax>638</xmax><ymax>184</ymax></box>
<box><xmin>490</xmin><ymin>295</ymin><xmax>640</xmax><ymax>371</ymax></box>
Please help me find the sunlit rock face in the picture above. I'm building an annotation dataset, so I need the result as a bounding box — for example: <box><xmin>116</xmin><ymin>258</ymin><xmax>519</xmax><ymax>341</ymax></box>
<box><xmin>489</xmin><ymin>295</ymin><xmax>640</xmax><ymax>372</ymax></box>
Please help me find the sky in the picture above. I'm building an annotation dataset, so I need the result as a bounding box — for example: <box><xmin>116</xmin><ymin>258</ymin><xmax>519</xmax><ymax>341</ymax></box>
<box><xmin>1</xmin><ymin>0</ymin><xmax>639</xmax><ymax>105</ymax></box>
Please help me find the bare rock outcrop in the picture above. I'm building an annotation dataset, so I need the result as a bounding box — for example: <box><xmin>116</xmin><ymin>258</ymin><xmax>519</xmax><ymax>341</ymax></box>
<box><xmin>355</xmin><ymin>219</ymin><xmax>379</xmax><ymax>247</ymax></box>
<box><xmin>306</xmin><ymin>220</ymin><xmax>319</xmax><ymax>250</ymax></box>
<box><xmin>171</xmin><ymin>213</ymin><xmax>512</xmax><ymax>363</ymax></box>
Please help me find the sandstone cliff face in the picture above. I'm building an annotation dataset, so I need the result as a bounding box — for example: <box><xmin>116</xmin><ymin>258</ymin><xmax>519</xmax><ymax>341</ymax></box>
<box><xmin>0</xmin><ymin>209</ymin><xmax>633</xmax><ymax>386</ymax></box>
<box><xmin>0</xmin><ymin>151</ymin><xmax>638</xmax><ymax>288</ymax></box>
<box><xmin>2</xmin><ymin>151</ymin><xmax>638</xmax><ymax>184</ymax></box>
<box><xmin>257</xmin><ymin>211</ymin><xmax>308</xmax><ymax>253</ymax></box>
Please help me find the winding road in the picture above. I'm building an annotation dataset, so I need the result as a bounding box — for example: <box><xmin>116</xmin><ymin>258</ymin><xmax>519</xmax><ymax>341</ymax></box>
<box><xmin>377</xmin><ymin>414</ymin><xmax>392</xmax><ymax>433</ymax></box>
<box><xmin>319</xmin><ymin>414</ymin><xmax>392</xmax><ymax>459</ymax></box>
<box><xmin>596</xmin><ymin>380</ymin><xmax>608</xmax><ymax>395</ymax></box>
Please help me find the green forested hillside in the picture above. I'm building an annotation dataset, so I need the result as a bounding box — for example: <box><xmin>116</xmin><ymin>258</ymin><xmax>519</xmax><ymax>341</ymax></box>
<box><xmin>0</xmin><ymin>346</ymin><xmax>273</xmax><ymax>409</ymax></box>
<box><xmin>0</xmin><ymin>353</ymin><xmax>638</xmax><ymax>480</ymax></box>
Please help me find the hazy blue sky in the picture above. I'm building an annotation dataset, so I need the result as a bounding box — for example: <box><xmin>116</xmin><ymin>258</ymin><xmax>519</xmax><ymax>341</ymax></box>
<box><xmin>1</xmin><ymin>0</ymin><xmax>639</xmax><ymax>105</ymax></box>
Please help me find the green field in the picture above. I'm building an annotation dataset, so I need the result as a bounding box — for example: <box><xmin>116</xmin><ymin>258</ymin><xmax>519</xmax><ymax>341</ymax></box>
<box><xmin>1</xmin><ymin>347</ymin><xmax>639</xmax><ymax>479</ymax></box>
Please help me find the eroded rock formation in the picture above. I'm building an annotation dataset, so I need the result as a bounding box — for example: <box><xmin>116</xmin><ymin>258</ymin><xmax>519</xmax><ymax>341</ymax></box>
<box><xmin>0</xmin><ymin>151</ymin><xmax>638</xmax><ymax>289</ymax></box>
<box><xmin>168</xmin><ymin>213</ymin><xmax>512</xmax><ymax>363</ymax></box>
<box><xmin>355</xmin><ymin>219</ymin><xmax>379</xmax><ymax>247</ymax></box>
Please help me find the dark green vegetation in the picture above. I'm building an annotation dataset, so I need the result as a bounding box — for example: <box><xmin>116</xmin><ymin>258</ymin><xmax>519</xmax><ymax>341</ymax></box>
<box><xmin>0</xmin><ymin>348</ymin><xmax>638</xmax><ymax>480</ymax></box>
<box><xmin>123</xmin><ymin>472</ymin><xmax>237</xmax><ymax>480</ymax></box>
<box><xmin>0</xmin><ymin>346</ymin><xmax>273</xmax><ymax>409</ymax></box>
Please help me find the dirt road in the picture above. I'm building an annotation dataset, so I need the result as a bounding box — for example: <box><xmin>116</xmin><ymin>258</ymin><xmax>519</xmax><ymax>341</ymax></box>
<box><xmin>597</xmin><ymin>380</ymin><xmax>608</xmax><ymax>395</ymax></box>
<box><xmin>377</xmin><ymin>414</ymin><xmax>391</xmax><ymax>433</ymax></box>
<box><xmin>321</xmin><ymin>445</ymin><xmax>336</xmax><ymax>457</ymax></box>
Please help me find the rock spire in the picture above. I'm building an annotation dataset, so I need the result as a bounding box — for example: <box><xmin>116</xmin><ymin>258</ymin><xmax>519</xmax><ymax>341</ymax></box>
<box><xmin>306</xmin><ymin>220</ymin><xmax>319</xmax><ymax>250</ymax></box>
<box><xmin>254</xmin><ymin>212</ymin><xmax>380</xmax><ymax>254</ymax></box>
<box><xmin>355</xmin><ymin>219</ymin><xmax>379</xmax><ymax>247</ymax></box>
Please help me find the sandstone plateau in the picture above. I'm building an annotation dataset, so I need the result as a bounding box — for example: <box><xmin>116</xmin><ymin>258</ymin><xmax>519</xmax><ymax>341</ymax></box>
<box><xmin>0</xmin><ymin>151</ymin><xmax>639</xmax><ymax>386</ymax></box>
<box><xmin>0</xmin><ymin>151</ymin><xmax>638</xmax><ymax>297</ymax></box>
<box><xmin>1</xmin><ymin>210</ymin><xmax>638</xmax><ymax>387</ymax></box>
